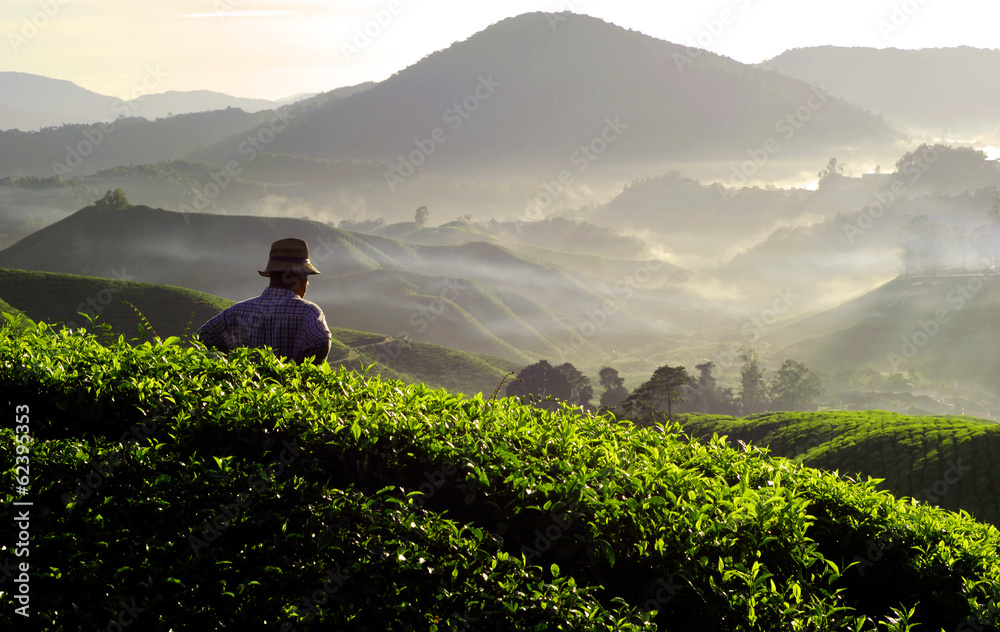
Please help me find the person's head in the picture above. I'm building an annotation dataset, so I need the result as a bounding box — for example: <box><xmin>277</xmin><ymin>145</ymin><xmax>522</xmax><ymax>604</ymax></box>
<box><xmin>258</xmin><ymin>237</ymin><xmax>320</xmax><ymax>297</ymax></box>
<box><xmin>270</xmin><ymin>270</ymin><xmax>310</xmax><ymax>297</ymax></box>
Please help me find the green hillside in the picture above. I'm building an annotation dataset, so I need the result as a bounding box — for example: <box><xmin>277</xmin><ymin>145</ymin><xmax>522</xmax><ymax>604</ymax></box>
<box><xmin>2</xmin><ymin>318</ymin><xmax>1000</xmax><ymax>630</ymax></box>
<box><xmin>681</xmin><ymin>411</ymin><xmax>1000</xmax><ymax>526</ymax></box>
<box><xmin>779</xmin><ymin>275</ymin><xmax>1000</xmax><ymax>397</ymax></box>
<box><xmin>0</xmin><ymin>267</ymin><xmax>230</xmax><ymax>338</ymax></box>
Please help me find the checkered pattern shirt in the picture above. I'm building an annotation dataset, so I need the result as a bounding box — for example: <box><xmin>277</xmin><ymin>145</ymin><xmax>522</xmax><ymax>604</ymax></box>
<box><xmin>197</xmin><ymin>287</ymin><xmax>332</xmax><ymax>364</ymax></box>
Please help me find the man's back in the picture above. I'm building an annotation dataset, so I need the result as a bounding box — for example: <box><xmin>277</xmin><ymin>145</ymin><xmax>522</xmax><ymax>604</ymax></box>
<box><xmin>196</xmin><ymin>238</ymin><xmax>332</xmax><ymax>364</ymax></box>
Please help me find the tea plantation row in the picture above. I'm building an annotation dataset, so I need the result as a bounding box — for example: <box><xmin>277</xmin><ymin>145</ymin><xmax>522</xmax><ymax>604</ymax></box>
<box><xmin>1</xmin><ymin>318</ymin><xmax>999</xmax><ymax>630</ymax></box>
<box><xmin>681</xmin><ymin>411</ymin><xmax>1000</xmax><ymax>527</ymax></box>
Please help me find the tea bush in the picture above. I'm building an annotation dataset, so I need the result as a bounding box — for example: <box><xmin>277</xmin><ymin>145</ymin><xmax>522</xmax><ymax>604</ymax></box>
<box><xmin>1</xmin><ymin>317</ymin><xmax>998</xmax><ymax>630</ymax></box>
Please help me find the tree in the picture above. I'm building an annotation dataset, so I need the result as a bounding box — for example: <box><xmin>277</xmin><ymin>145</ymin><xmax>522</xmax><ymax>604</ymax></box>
<box><xmin>739</xmin><ymin>349</ymin><xmax>768</xmax><ymax>415</ymax></box>
<box><xmin>598</xmin><ymin>367</ymin><xmax>629</xmax><ymax>409</ymax></box>
<box><xmin>556</xmin><ymin>362</ymin><xmax>593</xmax><ymax>409</ymax></box>
<box><xmin>991</xmin><ymin>190</ymin><xmax>1000</xmax><ymax>270</ymax></box>
<box><xmin>769</xmin><ymin>359</ymin><xmax>825</xmax><ymax>411</ymax></box>
<box><xmin>506</xmin><ymin>360</ymin><xmax>571</xmax><ymax>405</ymax></box>
<box><xmin>414</xmin><ymin>206</ymin><xmax>429</xmax><ymax>227</ymax></box>
<box><xmin>621</xmin><ymin>364</ymin><xmax>690</xmax><ymax>425</ymax></box>
<box><xmin>96</xmin><ymin>188</ymin><xmax>130</xmax><ymax>211</ymax></box>
<box><xmin>817</xmin><ymin>157</ymin><xmax>845</xmax><ymax>188</ymax></box>
<box><xmin>683</xmin><ymin>361</ymin><xmax>739</xmax><ymax>415</ymax></box>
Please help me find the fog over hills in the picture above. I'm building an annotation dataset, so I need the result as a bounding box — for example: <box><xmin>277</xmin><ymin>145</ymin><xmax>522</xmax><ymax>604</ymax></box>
<box><xmin>0</xmin><ymin>203</ymin><xmax>700</xmax><ymax>364</ymax></box>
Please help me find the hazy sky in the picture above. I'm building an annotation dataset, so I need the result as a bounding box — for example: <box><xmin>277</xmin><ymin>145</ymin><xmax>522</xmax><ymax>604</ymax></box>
<box><xmin>3</xmin><ymin>0</ymin><xmax>999</xmax><ymax>100</ymax></box>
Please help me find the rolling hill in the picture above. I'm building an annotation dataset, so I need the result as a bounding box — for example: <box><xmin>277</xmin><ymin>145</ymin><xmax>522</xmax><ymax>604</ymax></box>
<box><xmin>0</xmin><ymin>267</ymin><xmax>231</xmax><ymax>338</ymax></box>
<box><xmin>775</xmin><ymin>275</ymin><xmax>1000</xmax><ymax>395</ymax></box>
<box><xmin>0</xmin><ymin>109</ymin><xmax>266</xmax><ymax>178</ymax></box>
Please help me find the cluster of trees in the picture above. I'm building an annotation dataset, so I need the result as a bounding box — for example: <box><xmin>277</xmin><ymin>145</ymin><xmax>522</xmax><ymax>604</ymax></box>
<box><xmin>95</xmin><ymin>188</ymin><xmax>130</xmax><ymax>211</ymax></box>
<box><xmin>900</xmin><ymin>211</ymin><xmax>1000</xmax><ymax>275</ymax></box>
<box><xmin>506</xmin><ymin>350</ymin><xmax>824</xmax><ymax>425</ymax></box>
<box><xmin>505</xmin><ymin>360</ymin><xmax>593</xmax><ymax>409</ymax></box>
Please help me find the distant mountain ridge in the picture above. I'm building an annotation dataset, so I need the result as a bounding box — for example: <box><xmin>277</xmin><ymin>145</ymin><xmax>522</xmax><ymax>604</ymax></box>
<box><xmin>759</xmin><ymin>46</ymin><xmax>1000</xmax><ymax>136</ymax></box>
<box><xmin>213</xmin><ymin>12</ymin><xmax>900</xmax><ymax>175</ymax></box>
<box><xmin>0</xmin><ymin>71</ymin><xmax>320</xmax><ymax>131</ymax></box>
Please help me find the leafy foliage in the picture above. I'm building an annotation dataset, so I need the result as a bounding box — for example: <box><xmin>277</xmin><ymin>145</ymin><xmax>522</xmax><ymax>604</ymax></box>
<box><xmin>95</xmin><ymin>188</ymin><xmax>130</xmax><ymax>211</ymax></box>
<box><xmin>1</xmin><ymin>318</ymin><xmax>999</xmax><ymax>630</ymax></box>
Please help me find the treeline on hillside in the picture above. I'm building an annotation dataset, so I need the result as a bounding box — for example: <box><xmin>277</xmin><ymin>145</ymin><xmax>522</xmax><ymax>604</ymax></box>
<box><xmin>506</xmin><ymin>348</ymin><xmax>825</xmax><ymax>423</ymax></box>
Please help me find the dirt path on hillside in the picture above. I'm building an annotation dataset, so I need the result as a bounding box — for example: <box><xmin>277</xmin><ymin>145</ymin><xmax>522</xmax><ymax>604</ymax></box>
<box><xmin>341</xmin><ymin>336</ymin><xmax>394</xmax><ymax>361</ymax></box>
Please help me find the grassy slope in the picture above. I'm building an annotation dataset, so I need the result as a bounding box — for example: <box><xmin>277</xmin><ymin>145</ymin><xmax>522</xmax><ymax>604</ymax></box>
<box><xmin>1</xmin><ymin>321</ymin><xmax>999</xmax><ymax>630</ymax></box>
<box><xmin>778</xmin><ymin>275</ymin><xmax>1000</xmax><ymax>394</ymax></box>
<box><xmin>0</xmin><ymin>267</ymin><xmax>231</xmax><ymax>338</ymax></box>
<box><xmin>681</xmin><ymin>411</ymin><xmax>1000</xmax><ymax>526</ymax></box>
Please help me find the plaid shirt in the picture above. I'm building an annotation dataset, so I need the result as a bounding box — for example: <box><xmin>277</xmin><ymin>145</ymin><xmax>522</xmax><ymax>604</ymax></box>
<box><xmin>197</xmin><ymin>287</ymin><xmax>332</xmax><ymax>364</ymax></box>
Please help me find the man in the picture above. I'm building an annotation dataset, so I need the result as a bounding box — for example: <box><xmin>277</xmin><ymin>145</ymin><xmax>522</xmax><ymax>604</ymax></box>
<box><xmin>197</xmin><ymin>238</ymin><xmax>332</xmax><ymax>365</ymax></box>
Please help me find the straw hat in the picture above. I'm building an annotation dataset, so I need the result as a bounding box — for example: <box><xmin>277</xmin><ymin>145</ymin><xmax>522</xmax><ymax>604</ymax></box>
<box><xmin>258</xmin><ymin>238</ymin><xmax>321</xmax><ymax>277</ymax></box>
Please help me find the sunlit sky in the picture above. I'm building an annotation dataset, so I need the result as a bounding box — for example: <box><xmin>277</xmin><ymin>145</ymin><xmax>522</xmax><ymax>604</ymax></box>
<box><xmin>3</xmin><ymin>0</ymin><xmax>1000</xmax><ymax>100</ymax></box>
